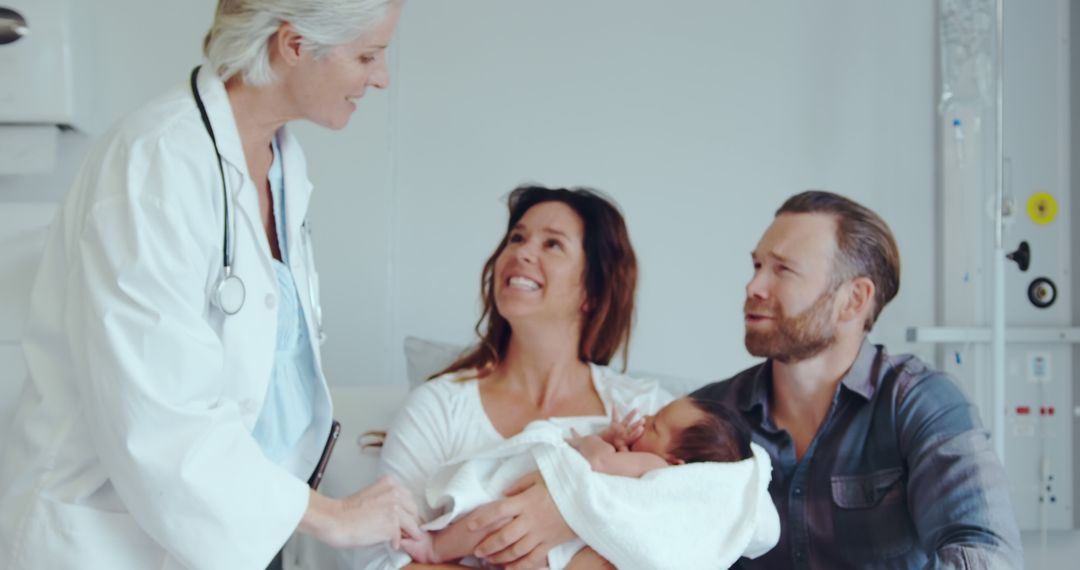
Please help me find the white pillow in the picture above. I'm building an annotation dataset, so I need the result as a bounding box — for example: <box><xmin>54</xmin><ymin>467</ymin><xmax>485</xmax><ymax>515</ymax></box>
<box><xmin>403</xmin><ymin>336</ymin><xmax>468</xmax><ymax>387</ymax></box>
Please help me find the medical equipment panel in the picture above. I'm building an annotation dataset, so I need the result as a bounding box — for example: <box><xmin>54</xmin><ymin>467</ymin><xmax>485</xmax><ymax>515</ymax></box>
<box><xmin>912</xmin><ymin>0</ymin><xmax>1077</xmax><ymax>532</ymax></box>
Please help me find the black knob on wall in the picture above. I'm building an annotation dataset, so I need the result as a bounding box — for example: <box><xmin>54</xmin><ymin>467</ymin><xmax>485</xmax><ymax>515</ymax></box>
<box><xmin>1006</xmin><ymin>241</ymin><xmax>1030</xmax><ymax>272</ymax></box>
<box><xmin>0</xmin><ymin>7</ymin><xmax>28</xmax><ymax>46</ymax></box>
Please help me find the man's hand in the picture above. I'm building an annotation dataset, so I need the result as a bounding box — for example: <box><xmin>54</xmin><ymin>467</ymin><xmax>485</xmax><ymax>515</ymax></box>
<box><xmin>599</xmin><ymin>406</ymin><xmax>644</xmax><ymax>451</ymax></box>
<box><xmin>458</xmin><ymin>472</ymin><xmax>576</xmax><ymax>570</ymax></box>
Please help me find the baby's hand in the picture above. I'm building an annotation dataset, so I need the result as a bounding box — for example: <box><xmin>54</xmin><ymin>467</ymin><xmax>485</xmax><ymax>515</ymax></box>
<box><xmin>566</xmin><ymin>429</ymin><xmax>615</xmax><ymax>462</ymax></box>
<box><xmin>400</xmin><ymin>529</ymin><xmax>438</xmax><ymax>564</ymax></box>
<box><xmin>600</xmin><ymin>407</ymin><xmax>644</xmax><ymax>451</ymax></box>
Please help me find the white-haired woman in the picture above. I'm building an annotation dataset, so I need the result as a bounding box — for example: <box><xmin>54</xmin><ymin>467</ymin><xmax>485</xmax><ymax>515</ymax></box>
<box><xmin>0</xmin><ymin>1</ymin><xmax>419</xmax><ymax>568</ymax></box>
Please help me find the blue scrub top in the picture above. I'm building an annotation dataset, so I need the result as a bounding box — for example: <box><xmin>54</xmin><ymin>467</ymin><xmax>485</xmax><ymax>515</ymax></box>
<box><xmin>252</xmin><ymin>134</ymin><xmax>318</xmax><ymax>464</ymax></box>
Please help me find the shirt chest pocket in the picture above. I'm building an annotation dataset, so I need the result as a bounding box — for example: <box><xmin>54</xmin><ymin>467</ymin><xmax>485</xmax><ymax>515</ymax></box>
<box><xmin>831</xmin><ymin>467</ymin><xmax>916</xmax><ymax>561</ymax></box>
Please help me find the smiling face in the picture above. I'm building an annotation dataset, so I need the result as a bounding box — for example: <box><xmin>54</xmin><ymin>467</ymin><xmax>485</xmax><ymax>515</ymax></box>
<box><xmin>631</xmin><ymin>398</ymin><xmax>707</xmax><ymax>462</ymax></box>
<box><xmin>493</xmin><ymin>201</ymin><xmax>588</xmax><ymax>328</ymax></box>
<box><xmin>744</xmin><ymin>212</ymin><xmax>843</xmax><ymax>363</ymax></box>
<box><xmin>282</xmin><ymin>6</ymin><xmax>400</xmax><ymax>130</ymax></box>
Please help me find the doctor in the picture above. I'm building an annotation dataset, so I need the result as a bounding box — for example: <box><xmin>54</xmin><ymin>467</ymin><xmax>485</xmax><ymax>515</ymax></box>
<box><xmin>0</xmin><ymin>0</ymin><xmax>419</xmax><ymax>568</ymax></box>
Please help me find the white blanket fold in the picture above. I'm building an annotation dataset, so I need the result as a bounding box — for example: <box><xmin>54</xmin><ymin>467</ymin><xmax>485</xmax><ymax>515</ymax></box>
<box><xmin>423</xmin><ymin>422</ymin><xmax>565</xmax><ymax>530</ymax></box>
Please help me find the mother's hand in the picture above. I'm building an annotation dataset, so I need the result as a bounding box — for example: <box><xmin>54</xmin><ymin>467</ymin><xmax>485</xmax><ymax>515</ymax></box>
<box><xmin>460</xmin><ymin>472</ymin><xmax>575</xmax><ymax>570</ymax></box>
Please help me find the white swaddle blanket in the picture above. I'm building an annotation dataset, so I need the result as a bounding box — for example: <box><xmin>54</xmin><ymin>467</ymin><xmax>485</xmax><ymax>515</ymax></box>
<box><xmin>423</xmin><ymin>420</ymin><xmax>590</xmax><ymax>568</ymax></box>
<box><xmin>423</xmin><ymin>419</ymin><xmax>779</xmax><ymax>570</ymax></box>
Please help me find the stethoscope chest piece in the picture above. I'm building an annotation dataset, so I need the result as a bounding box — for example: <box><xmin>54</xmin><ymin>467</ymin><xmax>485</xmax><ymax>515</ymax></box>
<box><xmin>216</xmin><ymin>270</ymin><xmax>246</xmax><ymax>315</ymax></box>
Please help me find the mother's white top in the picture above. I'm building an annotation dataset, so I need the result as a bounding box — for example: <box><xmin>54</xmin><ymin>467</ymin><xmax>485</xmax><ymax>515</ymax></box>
<box><xmin>353</xmin><ymin>363</ymin><xmax>673</xmax><ymax>569</ymax></box>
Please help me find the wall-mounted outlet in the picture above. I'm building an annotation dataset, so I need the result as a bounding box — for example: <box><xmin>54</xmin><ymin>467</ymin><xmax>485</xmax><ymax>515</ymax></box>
<box><xmin>1027</xmin><ymin>351</ymin><xmax>1052</xmax><ymax>383</ymax></box>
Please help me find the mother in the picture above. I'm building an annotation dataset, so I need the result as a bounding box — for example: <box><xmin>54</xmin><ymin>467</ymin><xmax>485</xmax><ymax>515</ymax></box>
<box><xmin>357</xmin><ymin>185</ymin><xmax>674</xmax><ymax>569</ymax></box>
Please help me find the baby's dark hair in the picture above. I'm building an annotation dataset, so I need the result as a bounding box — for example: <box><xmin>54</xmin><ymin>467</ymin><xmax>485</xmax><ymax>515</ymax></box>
<box><xmin>668</xmin><ymin>397</ymin><xmax>752</xmax><ymax>464</ymax></box>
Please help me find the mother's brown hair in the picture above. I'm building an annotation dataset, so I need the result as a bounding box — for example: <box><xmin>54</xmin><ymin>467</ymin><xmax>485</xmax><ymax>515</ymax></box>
<box><xmin>436</xmin><ymin>185</ymin><xmax>638</xmax><ymax>377</ymax></box>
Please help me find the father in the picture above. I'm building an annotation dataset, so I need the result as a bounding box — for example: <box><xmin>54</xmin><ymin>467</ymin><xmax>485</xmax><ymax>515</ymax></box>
<box><xmin>693</xmin><ymin>191</ymin><xmax>1022</xmax><ymax>568</ymax></box>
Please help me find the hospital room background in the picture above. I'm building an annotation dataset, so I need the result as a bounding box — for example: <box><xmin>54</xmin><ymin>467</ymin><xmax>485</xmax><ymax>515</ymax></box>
<box><xmin>0</xmin><ymin>0</ymin><xmax>1077</xmax><ymax>567</ymax></box>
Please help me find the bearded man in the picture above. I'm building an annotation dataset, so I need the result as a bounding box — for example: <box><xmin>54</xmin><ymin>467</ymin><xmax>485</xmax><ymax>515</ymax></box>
<box><xmin>693</xmin><ymin>191</ymin><xmax>1022</xmax><ymax>569</ymax></box>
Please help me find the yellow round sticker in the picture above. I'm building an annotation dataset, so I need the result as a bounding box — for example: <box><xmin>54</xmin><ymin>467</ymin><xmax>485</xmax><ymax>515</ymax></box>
<box><xmin>1027</xmin><ymin>192</ymin><xmax>1058</xmax><ymax>225</ymax></box>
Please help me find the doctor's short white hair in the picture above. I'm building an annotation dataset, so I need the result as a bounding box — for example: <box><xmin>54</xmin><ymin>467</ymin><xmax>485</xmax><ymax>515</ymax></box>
<box><xmin>203</xmin><ymin>0</ymin><xmax>400</xmax><ymax>86</ymax></box>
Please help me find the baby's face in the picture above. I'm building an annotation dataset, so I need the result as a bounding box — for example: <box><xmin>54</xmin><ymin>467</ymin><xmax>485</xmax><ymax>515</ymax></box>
<box><xmin>630</xmin><ymin>398</ymin><xmax>707</xmax><ymax>461</ymax></box>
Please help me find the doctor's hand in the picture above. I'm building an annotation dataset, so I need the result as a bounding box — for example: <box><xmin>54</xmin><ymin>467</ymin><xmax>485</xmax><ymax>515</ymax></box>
<box><xmin>460</xmin><ymin>471</ymin><xmax>575</xmax><ymax>570</ymax></box>
<box><xmin>299</xmin><ymin>476</ymin><xmax>422</xmax><ymax>550</ymax></box>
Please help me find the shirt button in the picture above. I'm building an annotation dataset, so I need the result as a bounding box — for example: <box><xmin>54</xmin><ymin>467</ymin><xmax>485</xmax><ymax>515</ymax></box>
<box><xmin>793</xmin><ymin>487</ymin><xmax>803</xmax><ymax>496</ymax></box>
<box><xmin>265</xmin><ymin>294</ymin><xmax>276</xmax><ymax>309</ymax></box>
<box><xmin>794</xmin><ymin>551</ymin><xmax>806</xmax><ymax>561</ymax></box>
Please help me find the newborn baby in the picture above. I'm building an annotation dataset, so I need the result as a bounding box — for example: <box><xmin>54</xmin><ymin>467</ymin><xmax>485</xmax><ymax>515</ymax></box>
<box><xmin>403</xmin><ymin>396</ymin><xmax>751</xmax><ymax>566</ymax></box>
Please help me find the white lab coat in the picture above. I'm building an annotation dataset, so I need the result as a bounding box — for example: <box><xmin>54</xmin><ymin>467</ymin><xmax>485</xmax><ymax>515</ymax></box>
<box><xmin>0</xmin><ymin>67</ymin><xmax>332</xmax><ymax>569</ymax></box>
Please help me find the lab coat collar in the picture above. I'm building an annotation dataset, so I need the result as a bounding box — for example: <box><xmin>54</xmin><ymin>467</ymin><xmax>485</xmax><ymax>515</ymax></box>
<box><xmin>194</xmin><ymin>66</ymin><xmax>314</xmax><ymax>245</ymax></box>
<box><xmin>193</xmin><ymin>64</ymin><xmax>252</xmax><ymax>190</ymax></box>
<box><xmin>194</xmin><ymin>66</ymin><xmax>318</xmax><ymax>268</ymax></box>
<box><xmin>276</xmin><ymin>127</ymin><xmax>314</xmax><ymax>248</ymax></box>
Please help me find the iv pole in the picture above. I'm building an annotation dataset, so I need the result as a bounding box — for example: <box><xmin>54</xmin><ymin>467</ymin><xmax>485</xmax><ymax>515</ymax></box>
<box><xmin>990</xmin><ymin>0</ymin><xmax>1006</xmax><ymax>462</ymax></box>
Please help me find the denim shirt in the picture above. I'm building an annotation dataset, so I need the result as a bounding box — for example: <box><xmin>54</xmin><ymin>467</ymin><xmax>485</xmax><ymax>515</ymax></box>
<box><xmin>692</xmin><ymin>341</ymin><xmax>1022</xmax><ymax>569</ymax></box>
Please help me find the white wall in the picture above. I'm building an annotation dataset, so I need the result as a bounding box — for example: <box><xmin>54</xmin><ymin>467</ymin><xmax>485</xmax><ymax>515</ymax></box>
<box><xmin>0</xmin><ymin>1</ymin><xmax>938</xmax><ymax>387</ymax></box>
<box><xmin>387</xmin><ymin>0</ymin><xmax>937</xmax><ymax>386</ymax></box>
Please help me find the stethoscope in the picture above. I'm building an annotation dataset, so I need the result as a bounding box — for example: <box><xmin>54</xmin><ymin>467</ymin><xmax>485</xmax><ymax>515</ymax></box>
<box><xmin>190</xmin><ymin>66</ymin><xmax>325</xmax><ymax>343</ymax></box>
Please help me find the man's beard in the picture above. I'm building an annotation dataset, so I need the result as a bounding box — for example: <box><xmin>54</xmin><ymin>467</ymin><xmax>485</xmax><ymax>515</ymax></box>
<box><xmin>744</xmin><ymin>289</ymin><xmax>837</xmax><ymax>363</ymax></box>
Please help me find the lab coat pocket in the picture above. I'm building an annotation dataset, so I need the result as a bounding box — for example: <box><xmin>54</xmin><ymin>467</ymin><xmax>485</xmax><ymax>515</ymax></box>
<box><xmin>21</xmin><ymin>497</ymin><xmax>162</xmax><ymax>568</ymax></box>
<box><xmin>830</xmin><ymin>467</ymin><xmax>915</xmax><ymax>560</ymax></box>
